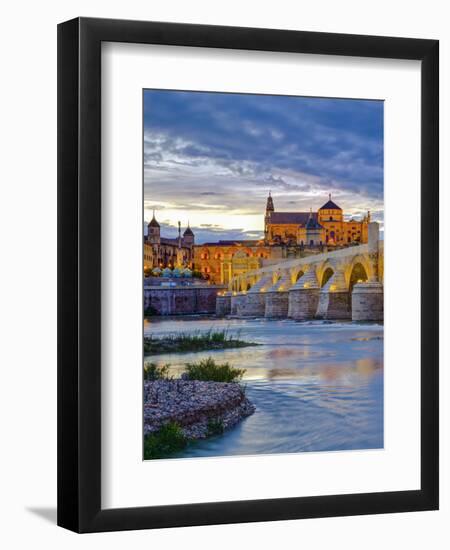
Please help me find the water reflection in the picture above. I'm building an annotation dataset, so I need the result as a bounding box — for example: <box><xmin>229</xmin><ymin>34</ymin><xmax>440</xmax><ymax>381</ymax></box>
<box><xmin>144</xmin><ymin>317</ymin><xmax>383</xmax><ymax>457</ymax></box>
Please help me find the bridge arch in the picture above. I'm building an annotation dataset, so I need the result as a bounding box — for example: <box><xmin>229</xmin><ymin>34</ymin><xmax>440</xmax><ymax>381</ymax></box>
<box><xmin>272</xmin><ymin>271</ymin><xmax>281</xmax><ymax>285</ymax></box>
<box><xmin>316</xmin><ymin>260</ymin><xmax>335</xmax><ymax>288</ymax></box>
<box><xmin>320</xmin><ymin>266</ymin><xmax>334</xmax><ymax>288</ymax></box>
<box><xmin>345</xmin><ymin>254</ymin><xmax>372</xmax><ymax>289</ymax></box>
<box><xmin>348</xmin><ymin>261</ymin><xmax>369</xmax><ymax>291</ymax></box>
<box><xmin>289</xmin><ymin>266</ymin><xmax>305</xmax><ymax>284</ymax></box>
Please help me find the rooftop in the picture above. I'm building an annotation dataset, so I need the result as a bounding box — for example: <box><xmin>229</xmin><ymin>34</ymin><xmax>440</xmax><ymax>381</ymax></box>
<box><xmin>269</xmin><ymin>212</ymin><xmax>317</xmax><ymax>225</ymax></box>
<box><xmin>319</xmin><ymin>198</ymin><xmax>342</xmax><ymax>211</ymax></box>
<box><xmin>198</xmin><ymin>239</ymin><xmax>265</xmax><ymax>247</ymax></box>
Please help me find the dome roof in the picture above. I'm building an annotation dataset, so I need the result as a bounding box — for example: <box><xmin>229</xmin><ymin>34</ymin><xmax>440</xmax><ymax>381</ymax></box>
<box><xmin>319</xmin><ymin>195</ymin><xmax>342</xmax><ymax>211</ymax></box>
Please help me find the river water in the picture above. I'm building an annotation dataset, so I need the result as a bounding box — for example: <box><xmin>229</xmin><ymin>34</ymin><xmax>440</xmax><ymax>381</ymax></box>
<box><xmin>144</xmin><ymin>317</ymin><xmax>383</xmax><ymax>458</ymax></box>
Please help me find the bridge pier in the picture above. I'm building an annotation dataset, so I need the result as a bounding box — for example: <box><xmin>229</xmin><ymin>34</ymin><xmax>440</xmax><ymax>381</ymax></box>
<box><xmin>288</xmin><ymin>288</ymin><xmax>321</xmax><ymax>320</ymax></box>
<box><xmin>230</xmin><ymin>293</ymin><xmax>247</xmax><ymax>316</ymax></box>
<box><xmin>288</xmin><ymin>270</ymin><xmax>320</xmax><ymax>320</ymax></box>
<box><xmin>352</xmin><ymin>281</ymin><xmax>383</xmax><ymax>321</ymax></box>
<box><xmin>216</xmin><ymin>292</ymin><xmax>231</xmax><ymax>316</ymax></box>
<box><xmin>315</xmin><ymin>270</ymin><xmax>351</xmax><ymax>320</ymax></box>
<box><xmin>265</xmin><ymin>273</ymin><xmax>291</xmax><ymax>318</ymax></box>
<box><xmin>316</xmin><ymin>291</ymin><xmax>351</xmax><ymax>320</ymax></box>
<box><xmin>242</xmin><ymin>291</ymin><xmax>267</xmax><ymax>317</ymax></box>
<box><xmin>265</xmin><ymin>291</ymin><xmax>289</xmax><ymax>318</ymax></box>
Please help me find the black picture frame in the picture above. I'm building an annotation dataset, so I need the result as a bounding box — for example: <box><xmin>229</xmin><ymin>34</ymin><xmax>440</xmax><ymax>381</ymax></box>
<box><xmin>57</xmin><ymin>17</ymin><xmax>439</xmax><ymax>533</ymax></box>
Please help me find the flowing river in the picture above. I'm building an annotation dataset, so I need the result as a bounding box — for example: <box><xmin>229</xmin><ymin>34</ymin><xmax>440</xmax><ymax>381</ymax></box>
<box><xmin>144</xmin><ymin>317</ymin><xmax>383</xmax><ymax>458</ymax></box>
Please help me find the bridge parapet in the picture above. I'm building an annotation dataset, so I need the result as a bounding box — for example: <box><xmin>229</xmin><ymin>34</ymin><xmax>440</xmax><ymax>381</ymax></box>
<box><xmin>230</xmin><ymin>243</ymin><xmax>370</xmax><ymax>288</ymax></box>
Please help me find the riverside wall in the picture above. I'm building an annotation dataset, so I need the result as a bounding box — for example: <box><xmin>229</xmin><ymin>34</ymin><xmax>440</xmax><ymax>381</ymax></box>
<box><xmin>144</xmin><ymin>285</ymin><xmax>225</xmax><ymax>315</ymax></box>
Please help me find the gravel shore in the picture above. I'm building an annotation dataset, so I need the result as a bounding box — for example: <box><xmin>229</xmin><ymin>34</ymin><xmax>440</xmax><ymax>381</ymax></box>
<box><xmin>144</xmin><ymin>380</ymin><xmax>255</xmax><ymax>439</ymax></box>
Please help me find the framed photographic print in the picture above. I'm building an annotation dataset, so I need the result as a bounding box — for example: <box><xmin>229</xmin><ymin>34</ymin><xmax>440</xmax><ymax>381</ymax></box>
<box><xmin>57</xmin><ymin>17</ymin><xmax>439</xmax><ymax>532</ymax></box>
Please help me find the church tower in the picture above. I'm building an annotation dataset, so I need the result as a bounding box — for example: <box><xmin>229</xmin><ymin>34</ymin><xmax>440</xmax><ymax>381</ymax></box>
<box><xmin>147</xmin><ymin>211</ymin><xmax>161</xmax><ymax>245</ymax></box>
<box><xmin>264</xmin><ymin>191</ymin><xmax>274</xmax><ymax>240</ymax></box>
<box><xmin>183</xmin><ymin>223</ymin><xmax>195</xmax><ymax>268</ymax></box>
<box><xmin>318</xmin><ymin>194</ymin><xmax>343</xmax><ymax>224</ymax></box>
<box><xmin>183</xmin><ymin>223</ymin><xmax>195</xmax><ymax>248</ymax></box>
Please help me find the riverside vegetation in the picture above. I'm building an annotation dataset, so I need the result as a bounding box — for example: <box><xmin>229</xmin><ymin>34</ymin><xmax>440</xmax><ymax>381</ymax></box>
<box><xmin>143</xmin><ymin>358</ymin><xmax>254</xmax><ymax>459</ymax></box>
<box><xmin>143</xmin><ymin>328</ymin><xmax>258</xmax><ymax>355</ymax></box>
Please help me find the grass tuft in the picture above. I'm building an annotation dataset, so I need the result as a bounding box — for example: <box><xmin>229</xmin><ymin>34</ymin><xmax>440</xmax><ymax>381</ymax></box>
<box><xmin>143</xmin><ymin>362</ymin><xmax>172</xmax><ymax>381</ymax></box>
<box><xmin>144</xmin><ymin>328</ymin><xmax>257</xmax><ymax>355</ymax></box>
<box><xmin>184</xmin><ymin>357</ymin><xmax>245</xmax><ymax>383</ymax></box>
<box><xmin>207</xmin><ymin>417</ymin><xmax>224</xmax><ymax>436</ymax></box>
<box><xmin>144</xmin><ymin>422</ymin><xmax>187</xmax><ymax>459</ymax></box>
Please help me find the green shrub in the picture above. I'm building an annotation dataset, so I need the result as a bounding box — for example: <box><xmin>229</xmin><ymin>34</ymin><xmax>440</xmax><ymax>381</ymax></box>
<box><xmin>184</xmin><ymin>357</ymin><xmax>245</xmax><ymax>383</ymax></box>
<box><xmin>144</xmin><ymin>305</ymin><xmax>158</xmax><ymax>317</ymax></box>
<box><xmin>144</xmin><ymin>422</ymin><xmax>187</xmax><ymax>459</ymax></box>
<box><xmin>143</xmin><ymin>362</ymin><xmax>172</xmax><ymax>381</ymax></box>
<box><xmin>207</xmin><ymin>417</ymin><xmax>224</xmax><ymax>436</ymax></box>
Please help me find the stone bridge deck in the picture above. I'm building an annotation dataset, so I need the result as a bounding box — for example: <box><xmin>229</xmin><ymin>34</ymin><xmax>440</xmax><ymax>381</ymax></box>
<box><xmin>216</xmin><ymin>222</ymin><xmax>383</xmax><ymax>322</ymax></box>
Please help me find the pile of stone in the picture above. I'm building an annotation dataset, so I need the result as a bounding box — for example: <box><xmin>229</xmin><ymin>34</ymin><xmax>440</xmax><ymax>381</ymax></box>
<box><xmin>144</xmin><ymin>380</ymin><xmax>255</xmax><ymax>439</ymax></box>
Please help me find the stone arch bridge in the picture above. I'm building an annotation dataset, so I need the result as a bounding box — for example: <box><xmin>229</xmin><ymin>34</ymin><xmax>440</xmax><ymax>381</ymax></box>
<box><xmin>216</xmin><ymin>223</ymin><xmax>383</xmax><ymax>322</ymax></box>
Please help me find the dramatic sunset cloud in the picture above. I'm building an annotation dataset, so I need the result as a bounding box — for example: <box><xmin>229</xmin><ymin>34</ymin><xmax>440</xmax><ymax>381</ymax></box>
<box><xmin>143</xmin><ymin>90</ymin><xmax>383</xmax><ymax>243</ymax></box>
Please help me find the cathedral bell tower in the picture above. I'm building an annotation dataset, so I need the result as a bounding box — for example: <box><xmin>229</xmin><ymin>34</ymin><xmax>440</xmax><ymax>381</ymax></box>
<box><xmin>264</xmin><ymin>191</ymin><xmax>274</xmax><ymax>240</ymax></box>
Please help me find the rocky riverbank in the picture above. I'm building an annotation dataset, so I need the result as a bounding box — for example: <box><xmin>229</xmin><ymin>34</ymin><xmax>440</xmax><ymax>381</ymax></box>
<box><xmin>144</xmin><ymin>379</ymin><xmax>255</xmax><ymax>439</ymax></box>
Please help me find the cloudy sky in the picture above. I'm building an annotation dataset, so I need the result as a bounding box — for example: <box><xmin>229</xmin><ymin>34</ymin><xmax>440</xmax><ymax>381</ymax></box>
<box><xmin>143</xmin><ymin>90</ymin><xmax>384</xmax><ymax>243</ymax></box>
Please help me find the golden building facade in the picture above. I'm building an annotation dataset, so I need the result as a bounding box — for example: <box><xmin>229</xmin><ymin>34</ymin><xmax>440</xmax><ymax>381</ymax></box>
<box><xmin>194</xmin><ymin>241</ymin><xmax>281</xmax><ymax>285</ymax></box>
<box><xmin>194</xmin><ymin>193</ymin><xmax>371</xmax><ymax>284</ymax></box>
<box><xmin>146</xmin><ymin>195</ymin><xmax>372</xmax><ymax>284</ymax></box>
<box><xmin>264</xmin><ymin>192</ymin><xmax>370</xmax><ymax>247</ymax></box>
